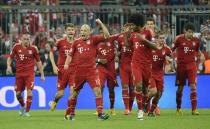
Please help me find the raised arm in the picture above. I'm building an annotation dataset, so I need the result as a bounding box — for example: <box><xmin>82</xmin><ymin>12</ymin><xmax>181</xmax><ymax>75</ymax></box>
<box><xmin>136</xmin><ymin>33</ymin><xmax>160</xmax><ymax>50</ymax></box>
<box><xmin>96</xmin><ymin>18</ymin><xmax>110</xmax><ymax>39</ymax></box>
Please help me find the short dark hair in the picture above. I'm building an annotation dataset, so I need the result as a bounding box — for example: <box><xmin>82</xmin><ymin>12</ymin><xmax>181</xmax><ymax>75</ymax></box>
<box><xmin>184</xmin><ymin>23</ymin><xmax>195</xmax><ymax>31</ymax></box>
<box><xmin>128</xmin><ymin>13</ymin><xmax>145</xmax><ymax>27</ymax></box>
<box><xmin>146</xmin><ymin>17</ymin><xmax>155</xmax><ymax>23</ymax></box>
<box><xmin>64</xmin><ymin>23</ymin><xmax>74</xmax><ymax>30</ymax></box>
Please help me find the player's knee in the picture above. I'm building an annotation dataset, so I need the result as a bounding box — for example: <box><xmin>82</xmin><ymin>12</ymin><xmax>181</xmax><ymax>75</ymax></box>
<box><xmin>57</xmin><ymin>91</ymin><xmax>64</xmax><ymax>97</ymax></box>
<box><xmin>27</xmin><ymin>89</ymin><xmax>32</xmax><ymax>96</ymax></box>
<box><xmin>190</xmin><ymin>85</ymin><xmax>196</xmax><ymax>92</ymax></box>
<box><xmin>16</xmin><ymin>92</ymin><xmax>21</xmax><ymax>98</ymax></box>
<box><xmin>177</xmin><ymin>86</ymin><xmax>184</xmax><ymax>93</ymax></box>
<box><xmin>93</xmin><ymin>87</ymin><xmax>102</xmax><ymax>97</ymax></box>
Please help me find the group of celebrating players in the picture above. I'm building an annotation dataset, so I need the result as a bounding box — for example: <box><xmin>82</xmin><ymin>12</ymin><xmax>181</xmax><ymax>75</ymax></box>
<box><xmin>6</xmin><ymin>13</ymin><xmax>205</xmax><ymax>121</ymax></box>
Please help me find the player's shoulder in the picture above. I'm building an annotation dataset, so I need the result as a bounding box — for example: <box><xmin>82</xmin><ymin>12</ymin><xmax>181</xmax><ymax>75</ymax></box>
<box><xmin>12</xmin><ymin>43</ymin><xmax>21</xmax><ymax>49</ymax></box>
<box><xmin>56</xmin><ymin>37</ymin><xmax>66</xmax><ymax>44</ymax></box>
<box><xmin>30</xmin><ymin>45</ymin><xmax>39</xmax><ymax>51</ymax></box>
<box><xmin>192</xmin><ymin>36</ymin><xmax>200</xmax><ymax>42</ymax></box>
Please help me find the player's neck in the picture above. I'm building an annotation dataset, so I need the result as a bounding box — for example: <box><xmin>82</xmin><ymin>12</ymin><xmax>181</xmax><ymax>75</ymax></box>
<box><xmin>21</xmin><ymin>43</ymin><xmax>29</xmax><ymax>48</ymax></box>
<box><xmin>67</xmin><ymin>36</ymin><xmax>74</xmax><ymax>43</ymax></box>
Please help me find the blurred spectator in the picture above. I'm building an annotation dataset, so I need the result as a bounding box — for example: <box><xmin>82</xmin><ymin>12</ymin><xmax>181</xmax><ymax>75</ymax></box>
<box><xmin>0</xmin><ymin>27</ymin><xmax>6</xmax><ymax>55</ymax></box>
<box><xmin>4</xmin><ymin>23</ymin><xmax>19</xmax><ymax>53</ymax></box>
<box><xmin>0</xmin><ymin>27</ymin><xmax>7</xmax><ymax>75</ymax></box>
<box><xmin>200</xmin><ymin>24</ymin><xmax>210</xmax><ymax>52</ymax></box>
<box><xmin>161</xmin><ymin>22</ymin><xmax>172</xmax><ymax>47</ymax></box>
<box><xmin>40</xmin><ymin>42</ymin><xmax>53</xmax><ymax>75</ymax></box>
<box><xmin>54</xmin><ymin>26</ymin><xmax>63</xmax><ymax>41</ymax></box>
<box><xmin>33</xmin><ymin>26</ymin><xmax>48</xmax><ymax>53</ymax></box>
<box><xmin>148</xmin><ymin>0</ymin><xmax>167</xmax><ymax>5</ymax></box>
<box><xmin>204</xmin><ymin>52</ymin><xmax>210</xmax><ymax>74</ymax></box>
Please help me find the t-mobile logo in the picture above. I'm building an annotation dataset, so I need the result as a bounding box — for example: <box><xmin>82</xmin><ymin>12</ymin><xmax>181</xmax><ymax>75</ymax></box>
<box><xmin>153</xmin><ymin>55</ymin><xmax>158</xmax><ymax>61</ymax></box>
<box><xmin>184</xmin><ymin>47</ymin><xmax>189</xmax><ymax>53</ymax></box>
<box><xmin>78</xmin><ymin>47</ymin><xmax>84</xmax><ymax>54</ymax></box>
<box><xmin>64</xmin><ymin>50</ymin><xmax>71</xmax><ymax>56</ymax></box>
<box><xmin>19</xmin><ymin>54</ymin><xmax>24</xmax><ymax>60</ymax></box>
<box><xmin>101</xmin><ymin>49</ymin><xmax>107</xmax><ymax>55</ymax></box>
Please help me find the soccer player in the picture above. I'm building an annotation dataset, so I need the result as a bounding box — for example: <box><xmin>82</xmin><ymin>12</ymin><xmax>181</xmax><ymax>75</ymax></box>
<box><xmin>64</xmin><ymin>19</ymin><xmax>110</xmax><ymax>120</ymax></box>
<box><xmin>96</xmin><ymin>27</ymin><xmax>119</xmax><ymax>115</ymax></box>
<box><xmin>147</xmin><ymin>31</ymin><xmax>172</xmax><ymax>117</ymax></box>
<box><xmin>172</xmin><ymin>23</ymin><xmax>205</xmax><ymax>115</ymax></box>
<box><xmin>6</xmin><ymin>32</ymin><xmax>45</xmax><ymax>117</ymax></box>
<box><xmin>127</xmin><ymin>13</ymin><xmax>160</xmax><ymax>120</ymax></box>
<box><xmin>116</xmin><ymin>23</ymin><xmax>134</xmax><ymax>115</ymax></box>
<box><xmin>49</xmin><ymin>23</ymin><xmax>76</xmax><ymax>111</ymax></box>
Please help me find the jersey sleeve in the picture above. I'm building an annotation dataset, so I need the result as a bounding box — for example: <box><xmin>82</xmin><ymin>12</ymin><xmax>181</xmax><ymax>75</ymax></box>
<box><xmin>33</xmin><ymin>46</ymin><xmax>41</xmax><ymax>62</ymax></box>
<box><xmin>92</xmin><ymin>35</ymin><xmax>105</xmax><ymax>45</ymax></box>
<box><xmin>171</xmin><ymin>36</ymin><xmax>180</xmax><ymax>52</ymax></box>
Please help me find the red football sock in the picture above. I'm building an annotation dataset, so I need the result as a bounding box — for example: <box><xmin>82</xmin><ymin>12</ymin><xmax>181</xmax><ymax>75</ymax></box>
<box><xmin>109</xmin><ymin>93</ymin><xmax>115</xmax><ymax>109</ymax></box>
<box><xmin>96</xmin><ymin>97</ymin><xmax>103</xmax><ymax>114</ymax></box>
<box><xmin>16</xmin><ymin>95</ymin><xmax>25</xmax><ymax>107</ymax></box>
<box><xmin>122</xmin><ymin>88</ymin><xmax>129</xmax><ymax>110</ymax></box>
<box><xmin>69</xmin><ymin>98</ymin><xmax>77</xmax><ymax>115</ymax></box>
<box><xmin>26</xmin><ymin>96</ymin><xmax>32</xmax><ymax>112</ymax></box>
<box><xmin>150</xmin><ymin>98</ymin><xmax>158</xmax><ymax>113</ymax></box>
<box><xmin>176</xmin><ymin>92</ymin><xmax>183</xmax><ymax>109</ymax></box>
<box><xmin>190</xmin><ymin>91</ymin><xmax>197</xmax><ymax>111</ymax></box>
<box><xmin>136</xmin><ymin>92</ymin><xmax>143</xmax><ymax>110</ymax></box>
<box><xmin>129</xmin><ymin>89</ymin><xmax>135</xmax><ymax>111</ymax></box>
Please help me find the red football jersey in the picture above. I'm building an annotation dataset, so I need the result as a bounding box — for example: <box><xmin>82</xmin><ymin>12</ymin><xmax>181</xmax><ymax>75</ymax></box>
<box><xmin>53</xmin><ymin>37</ymin><xmax>73</xmax><ymax>68</ymax></box>
<box><xmin>10</xmin><ymin>43</ymin><xmax>40</xmax><ymax>76</ymax></box>
<box><xmin>70</xmin><ymin>35</ymin><xmax>105</xmax><ymax>68</ymax></box>
<box><xmin>152</xmin><ymin>46</ymin><xmax>172</xmax><ymax>75</ymax></box>
<box><xmin>130</xmin><ymin>29</ymin><xmax>153</xmax><ymax>64</ymax></box>
<box><xmin>172</xmin><ymin>35</ymin><xmax>200</xmax><ymax>64</ymax></box>
<box><xmin>96</xmin><ymin>35</ymin><xmax>119</xmax><ymax>63</ymax></box>
<box><xmin>116</xmin><ymin>34</ymin><xmax>133</xmax><ymax>64</ymax></box>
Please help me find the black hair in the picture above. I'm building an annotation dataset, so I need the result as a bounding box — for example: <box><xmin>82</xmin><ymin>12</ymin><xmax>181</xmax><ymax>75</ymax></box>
<box><xmin>128</xmin><ymin>13</ymin><xmax>145</xmax><ymax>27</ymax></box>
<box><xmin>184</xmin><ymin>23</ymin><xmax>195</xmax><ymax>31</ymax></box>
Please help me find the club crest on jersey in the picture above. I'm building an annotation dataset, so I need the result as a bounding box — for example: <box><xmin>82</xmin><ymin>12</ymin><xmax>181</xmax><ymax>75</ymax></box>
<box><xmin>18</xmin><ymin>50</ymin><xmax>22</xmax><ymax>53</ymax></box>
<box><xmin>152</xmin><ymin>50</ymin><xmax>156</xmax><ymax>53</ymax></box>
<box><xmin>86</xmin><ymin>40</ymin><xmax>90</xmax><ymax>44</ymax></box>
<box><xmin>183</xmin><ymin>42</ymin><xmax>186</xmax><ymax>45</ymax></box>
<box><xmin>192</xmin><ymin>42</ymin><xmax>196</xmax><ymax>46</ymax></box>
<box><xmin>28</xmin><ymin>50</ymin><xmax>32</xmax><ymax>54</ymax></box>
<box><xmin>162</xmin><ymin>50</ymin><xmax>165</xmax><ymax>55</ymax></box>
<box><xmin>106</xmin><ymin>42</ymin><xmax>111</xmax><ymax>46</ymax></box>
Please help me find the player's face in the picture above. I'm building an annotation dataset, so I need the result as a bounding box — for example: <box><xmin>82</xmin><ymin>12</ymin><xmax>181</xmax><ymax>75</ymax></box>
<box><xmin>80</xmin><ymin>25</ymin><xmax>90</xmax><ymax>40</ymax></box>
<box><xmin>21</xmin><ymin>34</ymin><xmax>30</xmax><ymax>47</ymax></box>
<box><xmin>65</xmin><ymin>27</ymin><xmax>75</xmax><ymax>38</ymax></box>
<box><xmin>157</xmin><ymin>34</ymin><xmax>165</xmax><ymax>45</ymax></box>
<box><xmin>146</xmin><ymin>21</ymin><xmax>155</xmax><ymax>30</ymax></box>
<box><xmin>185</xmin><ymin>29</ymin><xmax>194</xmax><ymax>39</ymax></box>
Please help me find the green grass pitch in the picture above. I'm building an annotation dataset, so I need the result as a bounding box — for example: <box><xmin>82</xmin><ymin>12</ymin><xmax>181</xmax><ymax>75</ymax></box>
<box><xmin>0</xmin><ymin>109</ymin><xmax>209</xmax><ymax>129</ymax></box>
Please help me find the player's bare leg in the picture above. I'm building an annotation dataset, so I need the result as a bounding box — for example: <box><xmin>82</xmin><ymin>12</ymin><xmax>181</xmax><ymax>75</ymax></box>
<box><xmin>51</xmin><ymin>90</ymin><xmax>64</xmax><ymax>111</ymax></box>
<box><xmin>16</xmin><ymin>91</ymin><xmax>25</xmax><ymax>116</ymax></box>
<box><xmin>176</xmin><ymin>86</ymin><xmax>184</xmax><ymax>116</ymax></box>
<box><xmin>135</xmin><ymin>82</ymin><xmax>144</xmax><ymax>120</ymax></box>
<box><xmin>147</xmin><ymin>87</ymin><xmax>157</xmax><ymax>116</ymax></box>
<box><xmin>93</xmin><ymin>87</ymin><xmax>109</xmax><ymax>120</ymax></box>
<box><xmin>190</xmin><ymin>84</ymin><xmax>199</xmax><ymax>115</ymax></box>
